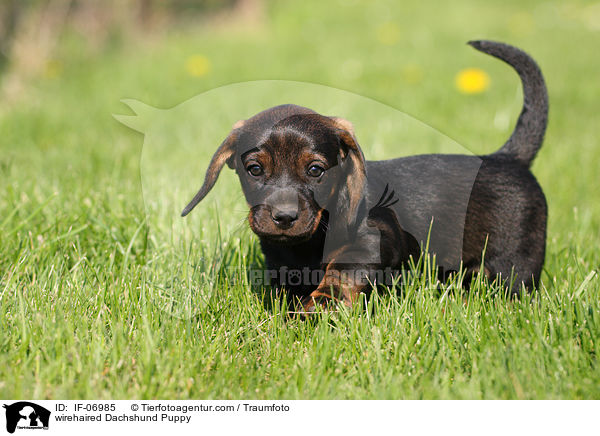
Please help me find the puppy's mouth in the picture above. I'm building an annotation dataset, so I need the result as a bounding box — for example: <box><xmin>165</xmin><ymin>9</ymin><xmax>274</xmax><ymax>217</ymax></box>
<box><xmin>248</xmin><ymin>208</ymin><xmax>323</xmax><ymax>245</ymax></box>
<box><xmin>263</xmin><ymin>234</ymin><xmax>311</xmax><ymax>245</ymax></box>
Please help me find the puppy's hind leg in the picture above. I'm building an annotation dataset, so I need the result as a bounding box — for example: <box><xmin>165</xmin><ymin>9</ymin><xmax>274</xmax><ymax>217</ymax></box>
<box><xmin>484</xmin><ymin>255</ymin><xmax>542</xmax><ymax>296</ymax></box>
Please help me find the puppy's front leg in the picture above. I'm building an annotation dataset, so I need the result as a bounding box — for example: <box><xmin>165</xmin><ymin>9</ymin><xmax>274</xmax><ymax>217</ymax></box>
<box><xmin>301</xmin><ymin>253</ymin><xmax>371</xmax><ymax>312</ymax></box>
<box><xmin>301</xmin><ymin>269</ymin><xmax>365</xmax><ymax>312</ymax></box>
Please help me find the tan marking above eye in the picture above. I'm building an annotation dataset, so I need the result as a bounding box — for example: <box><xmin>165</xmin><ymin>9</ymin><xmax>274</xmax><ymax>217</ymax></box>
<box><xmin>298</xmin><ymin>151</ymin><xmax>328</xmax><ymax>168</ymax></box>
<box><xmin>242</xmin><ymin>149</ymin><xmax>272</xmax><ymax>171</ymax></box>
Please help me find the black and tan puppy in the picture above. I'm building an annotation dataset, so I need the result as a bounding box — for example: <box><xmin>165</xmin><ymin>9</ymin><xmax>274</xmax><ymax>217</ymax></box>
<box><xmin>182</xmin><ymin>40</ymin><xmax>548</xmax><ymax>309</ymax></box>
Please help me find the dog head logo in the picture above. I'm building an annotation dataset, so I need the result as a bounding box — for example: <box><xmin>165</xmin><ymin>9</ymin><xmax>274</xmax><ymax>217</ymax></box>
<box><xmin>3</xmin><ymin>402</ymin><xmax>51</xmax><ymax>433</ymax></box>
<box><xmin>115</xmin><ymin>81</ymin><xmax>480</xmax><ymax>311</ymax></box>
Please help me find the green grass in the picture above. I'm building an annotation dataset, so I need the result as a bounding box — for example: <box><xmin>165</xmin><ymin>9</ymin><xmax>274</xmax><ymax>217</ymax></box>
<box><xmin>1</xmin><ymin>0</ymin><xmax>599</xmax><ymax>399</ymax></box>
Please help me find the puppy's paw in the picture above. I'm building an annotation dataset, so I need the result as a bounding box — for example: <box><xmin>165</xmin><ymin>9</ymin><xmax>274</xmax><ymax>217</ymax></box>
<box><xmin>297</xmin><ymin>293</ymin><xmax>334</xmax><ymax>317</ymax></box>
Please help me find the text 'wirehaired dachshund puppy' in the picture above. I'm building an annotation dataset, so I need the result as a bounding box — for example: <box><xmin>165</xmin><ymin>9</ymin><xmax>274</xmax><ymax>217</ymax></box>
<box><xmin>182</xmin><ymin>40</ymin><xmax>548</xmax><ymax>310</ymax></box>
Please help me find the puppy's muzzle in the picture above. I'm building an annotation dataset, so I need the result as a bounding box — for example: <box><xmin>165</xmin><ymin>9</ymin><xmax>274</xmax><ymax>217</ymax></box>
<box><xmin>271</xmin><ymin>206</ymin><xmax>298</xmax><ymax>229</ymax></box>
<box><xmin>266</xmin><ymin>188</ymin><xmax>299</xmax><ymax>230</ymax></box>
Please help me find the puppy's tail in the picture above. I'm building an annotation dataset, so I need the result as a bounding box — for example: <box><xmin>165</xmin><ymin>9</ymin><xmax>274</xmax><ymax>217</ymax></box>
<box><xmin>468</xmin><ymin>40</ymin><xmax>548</xmax><ymax>167</ymax></box>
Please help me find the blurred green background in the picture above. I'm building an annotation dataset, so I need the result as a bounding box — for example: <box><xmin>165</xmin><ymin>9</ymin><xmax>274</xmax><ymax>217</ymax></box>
<box><xmin>1</xmin><ymin>0</ymin><xmax>599</xmax><ymax>399</ymax></box>
<box><xmin>2</xmin><ymin>0</ymin><xmax>599</xmax><ymax>237</ymax></box>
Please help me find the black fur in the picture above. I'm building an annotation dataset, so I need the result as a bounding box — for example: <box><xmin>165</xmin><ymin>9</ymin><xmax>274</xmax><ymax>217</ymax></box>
<box><xmin>182</xmin><ymin>40</ymin><xmax>548</xmax><ymax>307</ymax></box>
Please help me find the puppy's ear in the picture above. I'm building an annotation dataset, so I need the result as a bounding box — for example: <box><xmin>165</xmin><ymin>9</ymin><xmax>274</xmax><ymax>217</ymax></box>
<box><xmin>181</xmin><ymin>120</ymin><xmax>244</xmax><ymax>217</ymax></box>
<box><xmin>330</xmin><ymin>117</ymin><xmax>356</xmax><ymax>138</ymax></box>
<box><xmin>331</xmin><ymin>117</ymin><xmax>366</xmax><ymax>230</ymax></box>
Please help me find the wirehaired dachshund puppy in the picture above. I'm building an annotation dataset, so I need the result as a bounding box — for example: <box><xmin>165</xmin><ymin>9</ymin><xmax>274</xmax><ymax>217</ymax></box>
<box><xmin>182</xmin><ymin>40</ymin><xmax>548</xmax><ymax>310</ymax></box>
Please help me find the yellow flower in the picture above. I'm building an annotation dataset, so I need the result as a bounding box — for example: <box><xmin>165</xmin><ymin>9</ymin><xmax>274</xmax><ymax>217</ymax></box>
<box><xmin>185</xmin><ymin>55</ymin><xmax>211</xmax><ymax>77</ymax></box>
<box><xmin>376</xmin><ymin>22</ymin><xmax>401</xmax><ymax>46</ymax></box>
<box><xmin>455</xmin><ymin>68</ymin><xmax>490</xmax><ymax>94</ymax></box>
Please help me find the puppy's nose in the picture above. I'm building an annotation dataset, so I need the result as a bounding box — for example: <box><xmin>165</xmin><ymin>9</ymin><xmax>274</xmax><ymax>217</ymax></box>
<box><xmin>271</xmin><ymin>207</ymin><xmax>298</xmax><ymax>229</ymax></box>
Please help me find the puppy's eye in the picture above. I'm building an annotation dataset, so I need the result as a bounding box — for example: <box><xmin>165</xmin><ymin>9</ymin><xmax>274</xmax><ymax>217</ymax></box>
<box><xmin>307</xmin><ymin>164</ymin><xmax>325</xmax><ymax>178</ymax></box>
<box><xmin>247</xmin><ymin>164</ymin><xmax>264</xmax><ymax>177</ymax></box>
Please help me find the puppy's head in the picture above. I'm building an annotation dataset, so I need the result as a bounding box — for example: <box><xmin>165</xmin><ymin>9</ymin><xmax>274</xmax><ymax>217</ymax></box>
<box><xmin>182</xmin><ymin>104</ymin><xmax>366</xmax><ymax>245</ymax></box>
